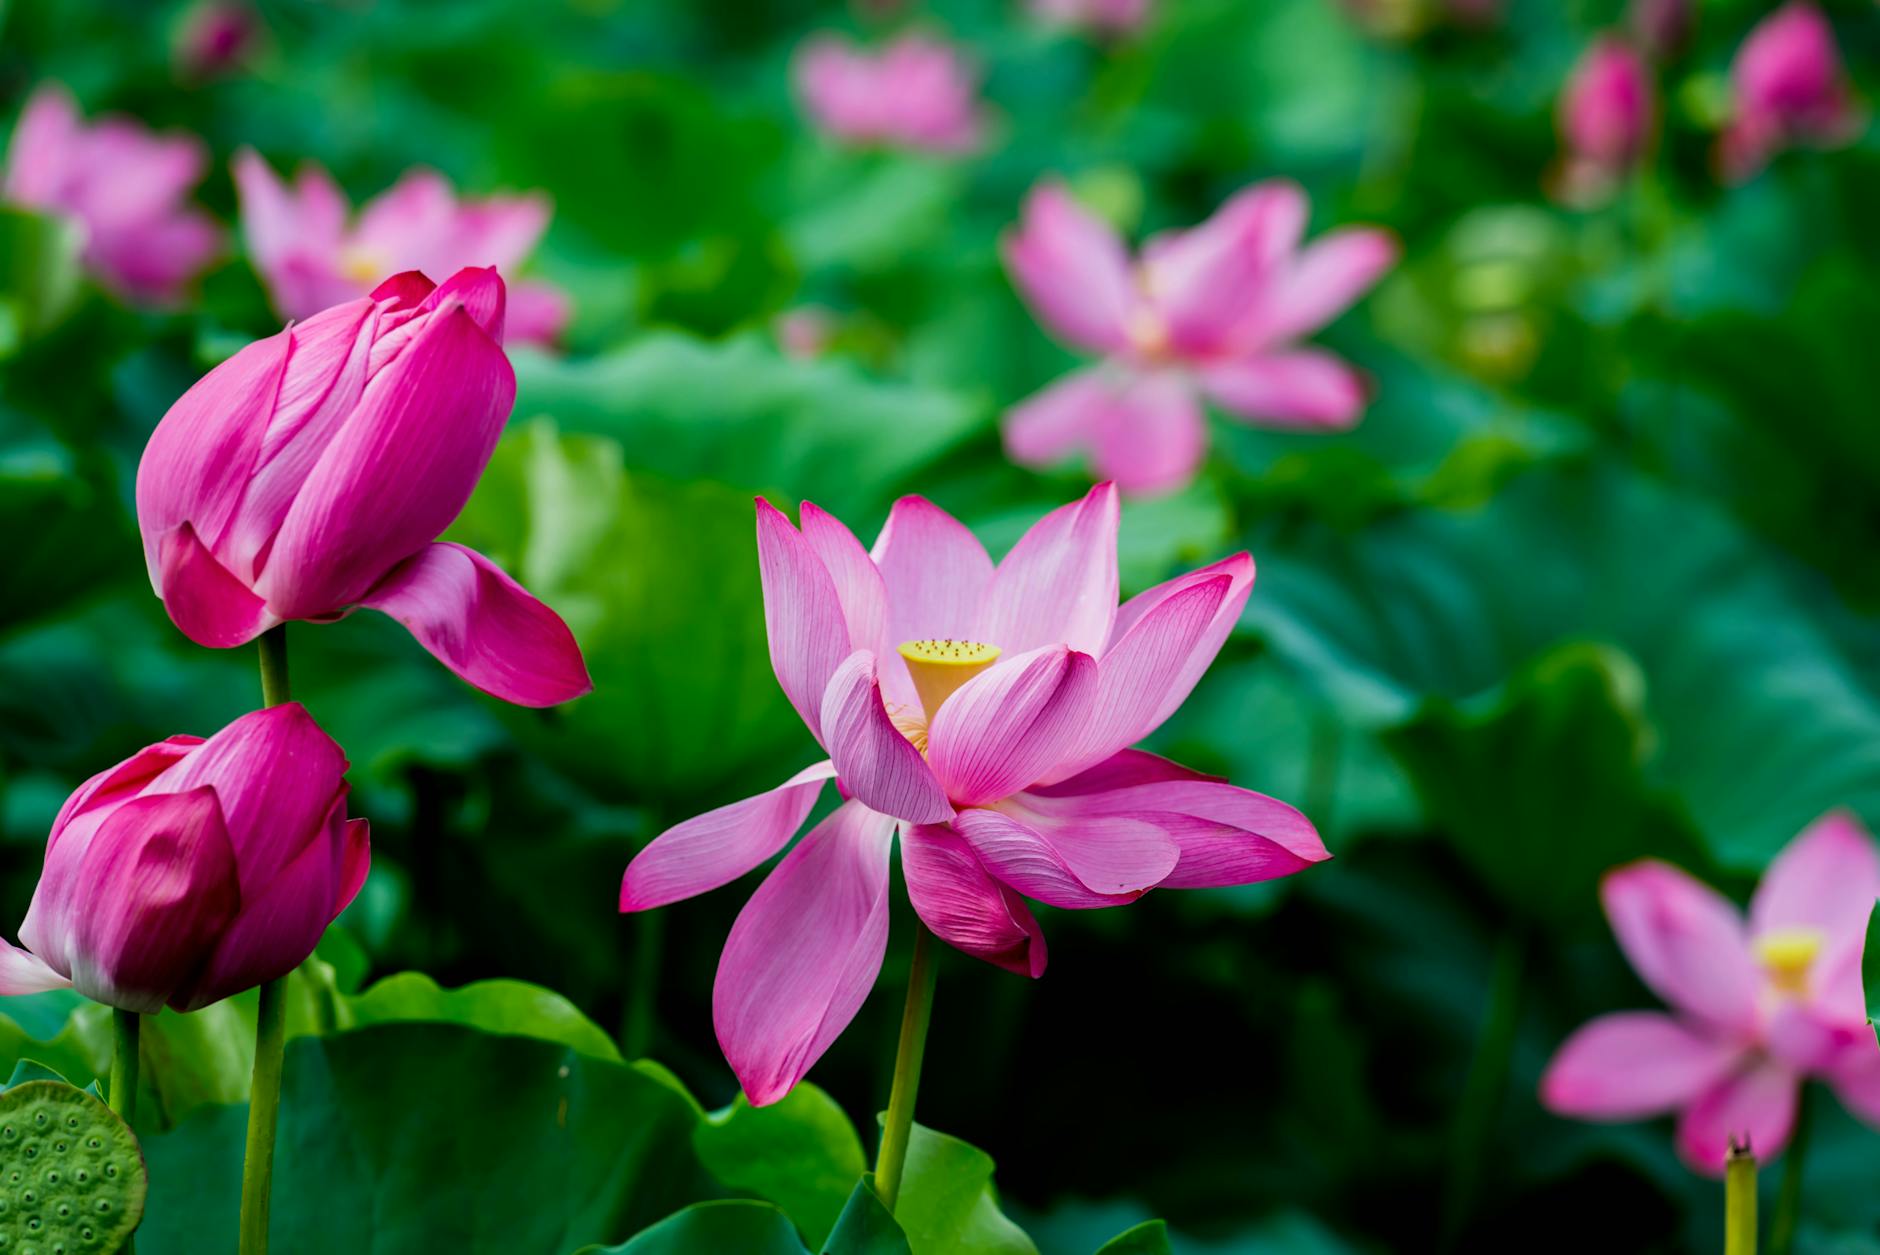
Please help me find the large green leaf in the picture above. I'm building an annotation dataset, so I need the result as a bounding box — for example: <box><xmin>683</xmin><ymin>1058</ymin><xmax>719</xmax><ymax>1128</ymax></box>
<box><xmin>892</xmin><ymin>1122</ymin><xmax>1037</xmax><ymax>1255</ymax></box>
<box><xmin>823</xmin><ymin>1178</ymin><xmax>912</xmax><ymax>1255</ymax></box>
<box><xmin>1095</xmin><ymin>1220</ymin><xmax>1173</xmax><ymax>1254</ymax></box>
<box><xmin>137</xmin><ymin>1023</ymin><xmax>708</xmax><ymax>1255</ymax></box>
<box><xmin>341</xmin><ymin>972</ymin><xmax>622</xmax><ymax>1061</ymax></box>
<box><xmin>694</xmin><ymin>1085</ymin><xmax>866</xmax><ymax>1246</ymax></box>
<box><xmin>0</xmin><ymin>205</ymin><xmax>83</xmax><ymax>351</ymax></box>
<box><xmin>576</xmin><ymin>1200</ymin><xmax>810</xmax><ymax>1255</ymax></box>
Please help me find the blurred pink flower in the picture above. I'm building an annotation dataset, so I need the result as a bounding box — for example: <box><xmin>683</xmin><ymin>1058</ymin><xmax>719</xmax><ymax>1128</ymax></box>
<box><xmin>233</xmin><ymin>150</ymin><xmax>571</xmax><ymax>346</ymax></box>
<box><xmin>175</xmin><ymin>0</ymin><xmax>260</xmax><ymax>80</ymax></box>
<box><xmin>135</xmin><ymin>267</ymin><xmax>591</xmax><ymax>708</ymax></box>
<box><xmin>621</xmin><ymin>484</ymin><xmax>1327</xmax><ymax>1104</ymax></box>
<box><xmin>1629</xmin><ymin>0</ymin><xmax>1693</xmax><ymax>57</ymax></box>
<box><xmin>1001</xmin><ymin>180</ymin><xmax>1396</xmax><ymax>495</ymax></box>
<box><xmin>1551</xmin><ymin>37</ymin><xmax>1655</xmax><ymax>207</ymax></box>
<box><xmin>1029</xmin><ymin>0</ymin><xmax>1152</xmax><ymax>36</ymax></box>
<box><xmin>1</xmin><ymin>84</ymin><xmax>222</xmax><ymax>304</ymax></box>
<box><xmin>774</xmin><ymin>306</ymin><xmax>837</xmax><ymax>359</ymax></box>
<box><xmin>793</xmin><ymin>33</ymin><xmax>986</xmax><ymax>154</ymax></box>
<box><xmin>1541</xmin><ymin>814</ymin><xmax>1880</xmax><ymax>1174</ymax></box>
<box><xmin>0</xmin><ymin>704</ymin><xmax>367</xmax><ymax>1014</ymax></box>
<box><xmin>1718</xmin><ymin>2</ymin><xmax>1863</xmax><ymax>183</ymax></box>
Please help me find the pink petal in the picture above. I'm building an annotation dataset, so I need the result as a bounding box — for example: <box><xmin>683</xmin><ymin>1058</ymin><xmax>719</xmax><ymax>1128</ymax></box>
<box><xmin>1041</xmin><ymin>573</ymin><xmax>1230</xmax><ymax>782</ymax></box>
<box><xmin>1085</xmin><ymin>372</ymin><xmax>1210</xmax><ymax>497</ymax></box>
<box><xmin>800</xmin><ymin>502</ymin><xmax>889</xmax><ymax>662</ymax></box>
<box><xmin>358</xmin><ymin>542</ymin><xmax>592</xmax><ymax>708</ymax></box>
<box><xmin>1003</xmin><ymin>369</ymin><xmax>1111</xmax><ymax>473</ymax></box>
<box><xmin>621</xmin><ymin>763</ymin><xmax>837</xmax><ymax>911</ymax></box>
<box><xmin>1001</xmin><ymin>181</ymin><xmax>1135</xmax><ymax>355</ymax></box>
<box><xmin>1106</xmin><ymin>552</ymin><xmax>1255</xmax><ymax>730</ymax></box>
<box><xmin>979</xmin><ymin>483</ymin><xmax>1120</xmax><ymax>658</ymax></box>
<box><xmin>1030</xmin><ymin>747</ymin><xmax>1216</xmax><ymax>795</ymax></box>
<box><xmin>901</xmin><ymin>822</ymin><xmax>1047</xmax><ymax>977</ymax></box>
<box><xmin>869</xmin><ymin>494</ymin><xmax>994</xmax><ymax>644</ymax></box>
<box><xmin>259</xmin><ymin>300</ymin><xmax>516</xmax><ymax>617</ymax></box>
<box><xmin>1765</xmin><ymin>1001</ymin><xmax>1871</xmax><ymax>1074</ymax></box>
<box><xmin>1141</xmin><ymin>181</ymin><xmax>1308</xmax><ymax>355</ymax></box>
<box><xmin>1602</xmin><ymin>861</ymin><xmax>1760</xmax><ymax>1031</ymax></box>
<box><xmin>338</xmin><ymin>816</ymin><xmax>371</xmax><ymax>913</ymax></box>
<box><xmin>507</xmin><ymin>280</ymin><xmax>572</xmax><ymax>346</ymax></box>
<box><xmin>820</xmin><ymin>651</ymin><xmax>952</xmax><ymax>824</ymax></box>
<box><xmin>927</xmin><ymin>645</ymin><xmax>1099</xmax><ymax>806</ymax></box>
<box><xmin>1828</xmin><ymin>1041</ymin><xmax>1880</xmax><ymax>1127</ymax></box>
<box><xmin>1676</xmin><ymin>1061</ymin><xmax>1800</xmax><ymax>1174</ymax></box>
<box><xmin>756</xmin><ymin>498</ymin><xmax>853</xmax><ymax>744</ymax></box>
<box><xmin>714</xmin><ymin>801</ymin><xmax>896</xmax><ymax>1106</ymax></box>
<box><xmin>3</xmin><ymin>85</ymin><xmax>81</xmax><ymax>207</ymax></box>
<box><xmin>153</xmin><ymin>523</ymin><xmax>280</xmax><ymax>648</ymax></box>
<box><xmin>1539</xmin><ymin>1012</ymin><xmax>1744</xmax><ymax>1119</ymax></box>
<box><xmin>413</xmin><ymin>265</ymin><xmax>507</xmax><ymax>346</ymax></box>
<box><xmin>0</xmin><ymin>938</ymin><xmax>71</xmax><ymax>995</ymax></box>
<box><xmin>953</xmin><ymin>806</ymin><xmax>1169</xmax><ymax>908</ymax></box>
<box><xmin>233</xmin><ymin>149</ymin><xmax>350</xmax><ymax>318</ymax></box>
<box><xmin>1749</xmin><ymin>811</ymin><xmax>1880</xmax><ymax>1021</ymax></box>
<box><xmin>369</xmin><ymin>270</ymin><xmax>437</xmax><ymax>308</ymax></box>
<box><xmin>1199</xmin><ymin>349</ymin><xmax>1371</xmax><ymax>430</ymax></box>
<box><xmin>58</xmin><ymin>787</ymin><xmax>240</xmax><ymax>1014</ymax></box>
<box><xmin>1251</xmin><ymin>227</ymin><xmax>1398</xmax><ymax>345</ymax></box>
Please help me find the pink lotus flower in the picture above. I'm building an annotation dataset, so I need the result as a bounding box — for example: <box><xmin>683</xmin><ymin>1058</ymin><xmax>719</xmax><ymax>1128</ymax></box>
<box><xmin>1718</xmin><ymin>2</ymin><xmax>1863</xmax><ymax>183</ymax></box>
<box><xmin>1002</xmin><ymin>180</ymin><xmax>1396</xmax><ymax>496</ymax></box>
<box><xmin>1541</xmin><ymin>814</ymin><xmax>1880</xmax><ymax>1174</ymax></box>
<box><xmin>174</xmin><ymin>0</ymin><xmax>259</xmax><ymax>80</ymax></box>
<box><xmin>1</xmin><ymin>84</ymin><xmax>221</xmax><ymax>304</ymax></box>
<box><xmin>793</xmin><ymin>33</ymin><xmax>986</xmax><ymax>154</ymax></box>
<box><xmin>1029</xmin><ymin>0</ymin><xmax>1152</xmax><ymax>36</ymax></box>
<box><xmin>0</xmin><ymin>704</ymin><xmax>368</xmax><ymax>1014</ymax></box>
<box><xmin>134</xmin><ymin>266</ymin><xmax>591</xmax><ymax>708</ymax></box>
<box><xmin>621</xmin><ymin>484</ymin><xmax>1328</xmax><ymax>1104</ymax></box>
<box><xmin>233</xmin><ymin>150</ymin><xmax>570</xmax><ymax>346</ymax></box>
<box><xmin>1551</xmin><ymin>37</ymin><xmax>1655</xmax><ymax>207</ymax></box>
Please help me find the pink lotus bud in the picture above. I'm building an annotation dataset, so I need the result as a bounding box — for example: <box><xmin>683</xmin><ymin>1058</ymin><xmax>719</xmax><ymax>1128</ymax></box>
<box><xmin>1551</xmin><ymin>37</ymin><xmax>1655</xmax><ymax>205</ymax></box>
<box><xmin>174</xmin><ymin>1</ymin><xmax>259</xmax><ymax>80</ymax></box>
<box><xmin>135</xmin><ymin>267</ymin><xmax>592</xmax><ymax>707</ymax></box>
<box><xmin>1029</xmin><ymin>0</ymin><xmax>1153</xmax><ymax>36</ymax></box>
<box><xmin>1629</xmin><ymin>0</ymin><xmax>1692</xmax><ymax>57</ymax></box>
<box><xmin>1720</xmin><ymin>2</ymin><xmax>1863</xmax><ymax>182</ymax></box>
<box><xmin>774</xmin><ymin>306</ymin><xmax>836</xmax><ymax>359</ymax></box>
<box><xmin>793</xmin><ymin>33</ymin><xmax>986</xmax><ymax>154</ymax></box>
<box><xmin>1</xmin><ymin>84</ymin><xmax>222</xmax><ymax>304</ymax></box>
<box><xmin>0</xmin><ymin>705</ymin><xmax>367</xmax><ymax>1014</ymax></box>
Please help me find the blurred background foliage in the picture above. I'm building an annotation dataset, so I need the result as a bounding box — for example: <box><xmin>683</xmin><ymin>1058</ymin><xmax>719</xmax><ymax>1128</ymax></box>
<box><xmin>2</xmin><ymin>0</ymin><xmax>1880</xmax><ymax>1251</ymax></box>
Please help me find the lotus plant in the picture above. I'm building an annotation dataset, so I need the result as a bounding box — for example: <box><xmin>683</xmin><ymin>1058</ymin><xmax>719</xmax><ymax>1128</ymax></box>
<box><xmin>2</xmin><ymin>84</ymin><xmax>222</xmax><ymax>304</ymax></box>
<box><xmin>620</xmin><ymin>483</ymin><xmax>1327</xmax><ymax>1204</ymax></box>
<box><xmin>1541</xmin><ymin>814</ymin><xmax>1880</xmax><ymax>1174</ymax></box>
<box><xmin>1001</xmin><ymin>180</ymin><xmax>1396</xmax><ymax>495</ymax></box>
<box><xmin>793</xmin><ymin>32</ymin><xmax>986</xmax><ymax>154</ymax></box>
<box><xmin>135</xmin><ymin>265</ymin><xmax>590</xmax><ymax>708</ymax></box>
<box><xmin>1551</xmin><ymin>37</ymin><xmax>1655</xmax><ymax>207</ymax></box>
<box><xmin>1718</xmin><ymin>2</ymin><xmax>1862</xmax><ymax>183</ymax></box>
<box><xmin>234</xmin><ymin>150</ymin><xmax>570</xmax><ymax>345</ymax></box>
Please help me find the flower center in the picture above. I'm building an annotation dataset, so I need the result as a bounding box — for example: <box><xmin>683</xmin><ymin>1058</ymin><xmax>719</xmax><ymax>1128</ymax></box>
<box><xmin>1754</xmin><ymin>927</ymin><xmax>1827</xmax><ymax>997</ymax></box>
<box><xmin>340</xmin><ymin>245</ymin><xmax>389</xmax><ymax>286</ymax></box>
<box><xmin>1125</xmin><ymin>305</ymin><xmax>1171</xmax><ymax>360</ymax></box>
<box><xmin>897</xmin><ymin>639</ymin><xmax>1001</xmax><ymax>724</ymax></box>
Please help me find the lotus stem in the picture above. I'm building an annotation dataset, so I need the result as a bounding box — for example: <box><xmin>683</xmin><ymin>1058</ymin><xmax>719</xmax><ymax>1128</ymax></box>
<box><xmin>874</xmin><ymin>922</ymin><xmax>938</xmax><ymax>1212</ymax></box>
<box><xmin>110</xmin><ymin>1008</ymin><xmax>141</xmax><ymax>1255</ymax></box>
<box><xmin>1726</xmin><ymin>1139</ymin><xmax>1758</xmax><ymax>1255</ymax></box>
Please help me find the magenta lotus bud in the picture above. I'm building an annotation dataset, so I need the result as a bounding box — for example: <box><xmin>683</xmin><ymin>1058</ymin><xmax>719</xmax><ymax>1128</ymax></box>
<box><xmin>134</xmin><ymin>267</ymin><xmax>592</xmax><ymax>707</ymax></box>
<box><xmin>1629</xmin><ymin>0</ymin><xmax>1692</xmax><ymax>56</ymax></box>
<box><xmin>0</xmin><ymin>705</ymin><xmax>368</xmax><ymax>1014</ymax></box>
<box><xmin>1029</xmin><ymin>0</ymin><xmax>1153</xmax><ymax>35</ymax></box>
<box><xmin>175</xmin><ymin>1</ymin><xmax>259</xmax><ymax>79</ymax></box>
<box><xmin>1720</xmin><ymin>2</ymin><xmax>1863</xmax><ymax>182</ymax></box>
<box><xmin>0</xmin><ymin>84</ymin><xmax>222</xmax><ymax>304</ymax></box>
<box><xmin>1552</xmin><ymin>37</ymin><xmax>1655</xmax><ymax>205</ymax></box>
<box><xmin>792</xmin><ymin>33</ymin><xmax>986</xmax><ymax>154</ymax></box>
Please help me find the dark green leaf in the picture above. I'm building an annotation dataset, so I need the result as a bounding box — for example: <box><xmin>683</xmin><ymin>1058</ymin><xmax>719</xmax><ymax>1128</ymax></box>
<box><xmin>693</xmin><ymin>1085</ymin><xmax>866</xmax><ymax>1247</ymax></box>
<box><xmin>576</xmin><ymin>1200</ymin><xmax>810</xmax><ymax>1254</ymax></box>
<box><xmin>822</xmin><ymin>1177</ymin><xmax>912</xmax><ymax>1255</ymax></box>
<box><xmin>1095</xmin><ymin>1219</ymin><xmax>1173</xmax><ymax>1254</ymax></box>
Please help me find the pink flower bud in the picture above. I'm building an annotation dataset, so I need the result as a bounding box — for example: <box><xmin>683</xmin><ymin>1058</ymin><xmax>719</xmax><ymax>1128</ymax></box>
<box><xmin>174</xmin><ymin>1</ymin><xmax>260</xmax><ymax>80</ymax></box>
<box><xmin>1720</xmin><ymin>2</ymin><xmax>1863</xmax><ymax>182</ymax></box>
<box><xmin>793</xmin><ymin>33</ymin><xmax>986</xmax><ymax>154</ymax></box>
<box><xmin>134</xmin><ymin>268</ymin><xmax>592</xmax><ymax>707</ymax></box>
<box><xmin>1552</xmin><ymin>37</ymin><xmax>1655</xmax><ymax>206</ymax></box>
<box><xmin>0</xmin><ymin>705</ymin><xmax>367</xmax><ymax>1014</ymax></box>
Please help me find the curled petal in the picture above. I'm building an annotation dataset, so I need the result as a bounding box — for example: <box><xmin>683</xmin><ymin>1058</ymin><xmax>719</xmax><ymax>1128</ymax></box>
<box><xmin>621</xmin><ymin>763</ymin><xmax>837</xmax><ymax>911</ymax></box>
<box><xmin>714</xmin><ymin>801</ymin><xmax>896</xmax><ymax>1106</ymax></box>
<box><xmin>358</xmin><ymin>542</ymin><xmax>592</xmax><ymax>708</ymax></box>
<box><xmin>953</xmin><ymin>806</ymin><xmax>1170</xmax><ymax>908</ymax></box>
<box><xmin>902</xmin><ymin>822</ymin><xmax>1046</xmax><ymax>977</ymax></box>
<box><xmin>1539</xmin><ymin>1012</ymin><xmax>1743</xmax><ymax>1120</ymax></box>
<box><xmin>1601</xmin><ymin>860</ymin><xmax>1760</xmax><ymax>1032</ymax></box>
<box><xmin>1250</xmin><ymin>227</ymin><xmax>1398</xmax><ymax>346</ymax></box>
<box><xmin>1106</xmin><ymin>551</ymin><xmax>1254</xmax><ymax>727</ymax></box>
<box><xmin>756</xmin><ymin>498</ymin><xmax>852</xmax><ymax>744</ymax></box>
<box><xmin>979</xmin><ymin>482</ymin><xmax>1119</xmax><ymax>658</ymax></box>
<box><xmin>799</xmin><ymin>502</ymin><xmax>889</xmax><ymax>662</ymax></box>
<box><xmin>1676</xmin><ymin>1061</ymin><xmax>1800</xmax><ymax>1175</ymax></box>
<box><xmin>0</xmin><ymin>938</ymin><xmax>71</xmax><ymax>995</ymax></box>
<box><xmin>820</xmin><ymin>652</ymin><xmax>952</xmax><ymax>825</ymax></box>
<box><xmin>153</xmin><ymin>523</ymin><xmax>280</xmax><ymax>648</ymax></box>
<box><xmin>927</xmin><ymin>645</ymin><xmax>1099</xmax><ymax>806</ymax></box>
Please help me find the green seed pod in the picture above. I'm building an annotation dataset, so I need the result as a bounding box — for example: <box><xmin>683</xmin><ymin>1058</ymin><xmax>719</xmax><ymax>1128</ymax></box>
<box><xmin>0</xmin><ymin>1080</ymin><xmax>146</xmax><ymax>1255</ymax></box>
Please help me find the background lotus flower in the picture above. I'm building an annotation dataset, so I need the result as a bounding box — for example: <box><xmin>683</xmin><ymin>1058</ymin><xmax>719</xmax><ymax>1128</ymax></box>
<box><xmin>1029</xmin><ymin>0</ymin><xmax>1152</xmax><ymax>36</ymax></box>
<box><xmin>0</xmin><ymin>704</ymin><xmax>368</xmax><ymax>1014</ymax></box>
<box><xmin>234</xmin><ymin>150</ymin><xmax>570</xmax><ymax>345</ymax></box>
<box><xmin>1540</xmin><ymin>814</ymin><xmax>1880</xmax><ymax>1174</ymax></box>
<box><xmin>1001</xmin><ymin>180</ymin><xmax>1396</xmax><ymax>495</ymax></box>
<box><xmin>134</xmin><ymin>266</ymin><xmax>591</xmax><ymax>708</ymax></box>
<box><xmin>1718</xmin><ymin>2</ymin><xmax>1863</xmax><ymax>183</ymax></box>
<box><xmin>1551</xmin><ymin>37</ymin><xmax>1655</xmax><ymax>207</ymax></box>
<box><xmin>174</xmin><ymin>0</ymin><xmax>260</xmax><ymax>80</ymax></box>
<box><xmin>1</xmin><ymin>83</ymin><xmax>221</xmax><ymax>304</ymax></box>
<box><xmin>621</xmin><ymin>483</ymin><xmax>1328</xmax><ymax>1104</ymax></box>
<box><xmin>793</xmin><ymin>33</ymin><xmax>986</xmax><ymax>154</ymax></box>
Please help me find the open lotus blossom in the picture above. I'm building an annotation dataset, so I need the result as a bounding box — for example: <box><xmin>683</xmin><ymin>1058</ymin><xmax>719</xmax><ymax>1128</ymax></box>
<box><xmin>134</xmin><ymin>266</ymin><xmax>591</xmax><ymax>708</ymax></box>
<box><xmin>1028</xmin><ymin>0</ymin><xmax>1152</xmax><ymax>36</ymax></box>
<box><xmin>793</xmin><ymin>33</ymin><xmax>985</xmax><ymax>154</ymax></box>
<box><xmin>1541</xmin><ymin>814</ymin><xmax>1880</xmax><ymax>1174</ymax></box>
<box><xmin>1718</xmin><ymin>2</ymin><xmax>1862</xmax><ymax>183</ymax></box>
<box><xmin>1</xmin><ymin>84</ymin><xmax>221</xmax><ymax>304</ymax></box>
<box><xmin>621</xmin><ymin>483</ymin><xmax>1329</xmax><ymax>1105</ymax></box>
<box><xmin>1002</xmin><ymin>180</ymin><xmax>1397</xmax><ymax>496</ymax></box>
<box><xmin>0</xmin><ymin>704</ymin><xmax>368</xmax><ymax>1014</ymax></box>
<box><xmin>234</xmin><ymin>150</ymin><xmax>570</xmax><ymax>345</ymax></box>
<box><xmin>1551</xmin><ymin>37</ymin><xmax>1655</xmax><ymax>207</ymax></box>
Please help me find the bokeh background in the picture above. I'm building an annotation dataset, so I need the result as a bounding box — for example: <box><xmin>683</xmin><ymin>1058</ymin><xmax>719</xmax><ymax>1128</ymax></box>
<box><xmin>2</xmin><ymin>0</ymin><xmax>1879</xmax><ymax>1251</ymax></box>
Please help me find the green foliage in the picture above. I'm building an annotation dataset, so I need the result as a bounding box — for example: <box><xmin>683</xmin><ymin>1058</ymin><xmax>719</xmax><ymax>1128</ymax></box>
<box><xmin>575</xmin><ymin>1200</ymin><xmax>812</xmax><ymax>1255</ymax></box>
<box><xmin>1094</xmin><ymin>1219</ymin><xmax>1172</xmax><ymax>1254</ymax></box>
<box><xmin>342</xmin><ymin>972</ymin><xmax>622</xmax><ymax>1061</ymax></box>
<box><xmin>891</xmin><ymin>1123</ymin><xmax>1037</xmax><ymax>1255</ymax></box>
<box><xmin>823</xmin><ymin>1179</ymin><xmax>912</xmax><ymax>1255</ymax></box>
<box><xmin>694</xmin><ymin>1086</ymin><xmax>867</xmax><ymax>1247</ymax></box>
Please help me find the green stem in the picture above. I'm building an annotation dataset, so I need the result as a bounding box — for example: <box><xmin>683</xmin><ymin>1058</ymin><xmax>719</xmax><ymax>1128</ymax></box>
<box><xmin>1769</xmin><ymin>1087</ymin><xmax>1813</xmax><ymax>1255</ymax></box>
<box><xmin>240</xmin><ymin>624</ymin><xmax>293</xmax><ymax>1255</ymax></box>
<box><xmin>1438</xmin><ymin>932</ymin><xmax>1526</xmax><ymax>1251</ymax></box>
<box><xmin>873</xmin><ymin>923</ymin><xmax>938</xmax><ymax>1213</ymax></box>
<box><xmin>109</xmin><ymin>1010</ymin><xmax>139</xmax><ymax>1254</ymax></box>
<box><xmin>1726</xmin><ymin>1140</ymin><xmax>1759</xmax><ymax>1255</ymax></box>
